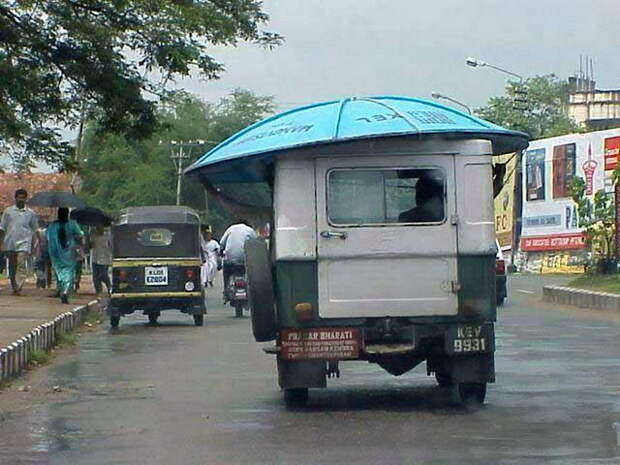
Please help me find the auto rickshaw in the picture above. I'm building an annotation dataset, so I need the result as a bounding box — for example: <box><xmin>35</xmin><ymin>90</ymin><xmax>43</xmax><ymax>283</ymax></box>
<box><xmin>186</xmin><ymin>96</ymin><xmax>529</xmax><ymax>406</ymax></box>
<box><xmin>109</xmin><ymin>206</ymin><xmax>206</xmax><ymax>328</ymax></box>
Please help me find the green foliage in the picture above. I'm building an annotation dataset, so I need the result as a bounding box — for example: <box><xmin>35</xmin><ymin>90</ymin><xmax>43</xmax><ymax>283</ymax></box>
<box><xmin>0</xmin><ymin>1</ymin><xmax>281</xmax><ymax>167</ymax></box>
<box><xmin>29</xmin><ymin>349</ymin><xmax>51</xmax><ymax>366</ymax></box>
<box><xmin>80</xmin><ymin>90</ymin><xmax>274</xmax><ymax>233</ymax></box>
<box><xmin>569</xmin><ymin>176</ymin><xmax>615</xmax><ymax>261</ymax></box>
<box><xmin>475</xmin><ymin>74</ymin><xmax>580</xmax><ymax>139</ymax></box>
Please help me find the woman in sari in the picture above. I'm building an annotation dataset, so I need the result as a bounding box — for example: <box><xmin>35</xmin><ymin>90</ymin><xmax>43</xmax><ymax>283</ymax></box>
<box><xmin>46</xmin><ymin>208</ymin><xmax>84</xmax><ymax>304</ymax></box>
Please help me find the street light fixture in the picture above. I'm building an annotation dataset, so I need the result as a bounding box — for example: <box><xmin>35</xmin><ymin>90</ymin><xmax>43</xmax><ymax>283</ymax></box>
<box><xmin>465</xmin><ymin>56</ymin><xmax>523</xmax><ymax>82</ymax></box>
<box><xmin>431</xmin><ymin>92</ymin><xmax>472</xmax><ymax>114</ymax></box>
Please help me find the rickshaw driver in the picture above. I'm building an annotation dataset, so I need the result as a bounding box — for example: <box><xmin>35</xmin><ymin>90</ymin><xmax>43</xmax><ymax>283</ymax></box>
<box><xmin>219</xmin><ymin>219</ymin><xmax>257</xmax><ymax>301</ymax></box>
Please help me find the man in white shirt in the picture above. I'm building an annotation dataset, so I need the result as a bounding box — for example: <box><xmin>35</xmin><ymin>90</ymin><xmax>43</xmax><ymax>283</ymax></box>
<box><xmin>0</xmin><ymin>189</ymin><xmax>39</xmax><ymax>295</ymax></box>
<box><xmin>219</xmin><ymin>220</ymin><xmax>257</xmax><ymax>299</ymax></box>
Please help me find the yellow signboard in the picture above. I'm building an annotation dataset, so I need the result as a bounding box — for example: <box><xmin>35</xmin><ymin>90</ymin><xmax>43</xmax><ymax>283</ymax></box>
<box><xmin>494</xmin><ymin>154</ymin><xmax>516</xmax><ymax>248</ymax></box>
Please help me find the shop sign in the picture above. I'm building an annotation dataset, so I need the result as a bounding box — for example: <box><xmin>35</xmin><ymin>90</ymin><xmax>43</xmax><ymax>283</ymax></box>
<box><xmin>520</xmin><ymin>232</ymin><xmax>586</xmax><ymax>252</ymax></box>
<box><xmin>280</xmin><ymin>328</ymin><xmax>362</xmax><ymax>361</ymax></box>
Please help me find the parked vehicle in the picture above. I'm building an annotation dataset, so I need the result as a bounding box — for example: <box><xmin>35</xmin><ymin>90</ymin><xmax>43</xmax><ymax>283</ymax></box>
<box><xmin>495</xmin><ymin>242</ymin><xmax>508</xmax><ymax>306</ymax></box>
<box><xmin>108</xmin><ymin>206</ymin><xmax>206</xmax><ymax>328</ymax></box>
<box><xmin>186</xmin><ymin>96</ymin><xmax>529</xmax><ymax>407</ymax></box>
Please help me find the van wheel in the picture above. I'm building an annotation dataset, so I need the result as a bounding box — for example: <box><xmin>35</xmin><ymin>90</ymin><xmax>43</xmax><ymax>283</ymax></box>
<box><xmin>244</xmin><ymin>238</ymin><xmax>277</xmax><ymax>342</ymax></box>
<box><xmin>496</xmin><ymin>296</ymin><xmax>505</xmax><ymax>306</ymax></box>
<box><xmin>193</xmin><ymin>314</ymin><xmax>204</xmax><ymax>326</ymax></box>
<box><xmin>234</xmin><ymin>304</ymin><xmax>243</xmax><ymax>318</ymax></box>
<box><xmin>435</xmin><ymin>371</ymin><xmax>453</xmax><ymax>387</ymax></box>
<box><xmin>458</xmin><ymin>383</ymin><xmax>486</xmax><ymax>407</ymax></box>
<box><xmin>148</xmin><ymin>313</ymin><xmax>159</xmax><ymax>325</ymax></box>
<box><xmin>284</xmin><ymin>388</ymin><xmax>308</xmax><ymax>408</ymax></box>
<box><xmin>110</xmin><ymin>315</ymin><xmax>120</xmax><ymax>329</ymax></box>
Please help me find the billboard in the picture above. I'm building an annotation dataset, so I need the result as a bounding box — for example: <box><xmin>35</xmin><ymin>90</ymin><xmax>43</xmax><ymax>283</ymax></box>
<box><xmin>520</xmin><ymin>128</ymin><xmax>620</xmax><ymax>255</ymax></box>
<box><xmin>494</xmin><ymin>154</ymin><xmax>516</xmax><ymax>248</ymax></box>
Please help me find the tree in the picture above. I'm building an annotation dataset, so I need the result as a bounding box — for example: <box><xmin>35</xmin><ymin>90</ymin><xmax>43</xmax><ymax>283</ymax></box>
<box><xmin>569</xmin><ymin>177</ymin><xmax>615</xmax><ymax>272</ymax></box>
<box><xmin>475</xmin><ymin>74</ymin><xmax>580</xmax><ymax>139</ymax></box>
<box><xmin>80</xmin><ymin>89</ymin><xmax>274</xmax><ymax>233</ymax></box>
<box><xmin>0</xmin><ymin>1</ymin><xmax>281</xmax><ymax>166</ymax></box>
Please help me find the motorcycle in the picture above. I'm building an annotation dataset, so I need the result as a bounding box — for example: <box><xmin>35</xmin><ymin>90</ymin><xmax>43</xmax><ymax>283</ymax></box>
<box><xmin>225</xmin><ymin>266</ymin><xmax>248</xmax><ymax>318</ymax></box>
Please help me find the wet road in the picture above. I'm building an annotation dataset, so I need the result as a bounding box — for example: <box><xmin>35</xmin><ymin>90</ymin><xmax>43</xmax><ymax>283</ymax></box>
<box><xmin>1</xmin><ymin>275</ymin><xmax>619</xmax><ymax>465</ymax></box>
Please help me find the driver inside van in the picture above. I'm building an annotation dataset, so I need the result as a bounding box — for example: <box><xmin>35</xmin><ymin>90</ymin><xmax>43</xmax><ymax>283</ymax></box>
<box><xmin>398</xmin><ymin>174</ymin><xmax>444</xmax><ymax>223</ymax></box>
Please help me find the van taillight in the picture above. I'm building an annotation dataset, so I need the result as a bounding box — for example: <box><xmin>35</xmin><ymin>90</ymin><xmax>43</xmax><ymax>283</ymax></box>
<box><xmin>185</xmin><ymin>269</ymin><xmax>195</xmax><ymax>279</ymax></box>
<box><xmin>495</xmin><ymin>259</ymin><xmax>505</xmax><ymax>274</ymax></box>
<box><xmin>119</xmin><ymin>270</ymin><xmax>128</xmax><ymax>280</ymax></box>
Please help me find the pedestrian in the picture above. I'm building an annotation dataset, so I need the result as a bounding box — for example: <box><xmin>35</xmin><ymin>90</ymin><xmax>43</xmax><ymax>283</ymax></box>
<box><xmin>90</xmin><ymin>224</ymin><xmax>112</xmax><ymax>295</ymax></box>
<box><xmin>0</xmin><ymin>189</ymin><xmax>40</xmax><ymax>295</ymax></box>
<box><xmin>46</xmin><ymin>208</ymin><xmax>84</xmax><ymax>304</ymax></box>
<box><xmin>200</xmin><ymin>227</ymin><xmax>220</xmax><ymax>287</ymax></box>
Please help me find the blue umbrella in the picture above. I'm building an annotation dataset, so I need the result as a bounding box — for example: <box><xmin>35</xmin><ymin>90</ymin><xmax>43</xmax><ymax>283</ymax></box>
<box><xmin>185</xmin><ymin>95</ymin><xmax>529</xmax><ymax>182</ymax></box>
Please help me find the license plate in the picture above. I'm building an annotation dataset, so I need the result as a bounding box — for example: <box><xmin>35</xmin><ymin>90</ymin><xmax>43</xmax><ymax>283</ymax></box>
<box><xmin>280</xmin><ymin>328</ymin><xmax>361</xmax><ymax>361</ymax></box>
<box><xmin>145</xmin><ymin>266</ymin><xmax>168</xmax><ymax>286</ymax></box>
<box><xmin>445</xmin><ymin>323</ymin><xmax>494</xmax><ymax>355</ymax></box>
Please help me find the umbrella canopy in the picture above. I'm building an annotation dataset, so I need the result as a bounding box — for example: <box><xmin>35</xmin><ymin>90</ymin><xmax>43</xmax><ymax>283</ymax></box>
<box><xmin>70</xmin><ymin>207</ymin><xmax>112</xmax><ymax>226</ymax></box>
<box><xmin>185</xmin><ymin>95</ymin><xmax>530</xmax><ymax>183</ymax></box>
<box><xmin>28</xmin><ymin>191</ymin><xmax>86</xmax><ymax>209</ymax></box>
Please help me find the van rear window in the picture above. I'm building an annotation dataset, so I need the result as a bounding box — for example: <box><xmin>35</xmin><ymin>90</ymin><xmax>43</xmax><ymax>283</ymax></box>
<box><xmin>327</xmin><ymin>168</ymin><xmax>445</xmax><ymax>226</ymax></box>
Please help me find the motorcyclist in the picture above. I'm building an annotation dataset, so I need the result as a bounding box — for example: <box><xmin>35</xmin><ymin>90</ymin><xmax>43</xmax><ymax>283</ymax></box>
<box><xmin>219</xmin><ymin>219</ymin><xmax>257</xmax><ymax>302</ymax></box>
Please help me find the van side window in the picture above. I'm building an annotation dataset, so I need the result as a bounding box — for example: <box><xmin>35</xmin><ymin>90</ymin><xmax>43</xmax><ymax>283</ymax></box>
<box><xmin>327</xmin><ymin>168</ymin><xmax>445</xmax><ymax>226</ymax></box>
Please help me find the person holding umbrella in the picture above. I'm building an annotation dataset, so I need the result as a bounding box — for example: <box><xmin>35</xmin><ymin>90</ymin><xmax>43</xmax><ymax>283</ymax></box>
<box><xmin>0</xmin><ymin>189</ymin><xmax>40</xmax><ymax>295</ymax></box>
<box><xmin>46</xmin><ymin>208</ymin><xmax>84</xmax><ymax>304</ymax></box>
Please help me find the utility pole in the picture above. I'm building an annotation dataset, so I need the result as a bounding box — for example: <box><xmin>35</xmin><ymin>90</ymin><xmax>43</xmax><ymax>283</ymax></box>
<box><xmin>169</xmin><ymin>140</ymin><xmax>217</xmax><ymax>206</ymax></box>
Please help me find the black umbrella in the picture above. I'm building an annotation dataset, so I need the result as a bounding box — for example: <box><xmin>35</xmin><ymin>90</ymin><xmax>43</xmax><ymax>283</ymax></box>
<box><xmin>70</xmin><ymin>207</ymin><xmax>112</xmax><ymax>226</ymax></box>
<box><xmin>28</xmin><ymin>191</ymin><xmax>86</xmax><ymax>209</ymax></box>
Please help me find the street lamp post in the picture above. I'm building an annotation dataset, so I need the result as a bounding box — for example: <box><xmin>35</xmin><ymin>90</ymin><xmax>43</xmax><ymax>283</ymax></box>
<box><xmin>431</xmin><ymin>92</ymin><xmax>472</xmax><ymax>114</ymax></box>
<box><xmin>465</xmin><ymin>56</ymin><xmax>526</xmax><ymax>271</ymax></box>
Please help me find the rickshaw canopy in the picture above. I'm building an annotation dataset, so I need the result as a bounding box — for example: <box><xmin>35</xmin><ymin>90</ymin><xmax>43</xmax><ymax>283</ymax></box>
<box><xmin>185</xmin><ymin>95</ymin><xmax>529</xmax><ymax>183</ymax></box>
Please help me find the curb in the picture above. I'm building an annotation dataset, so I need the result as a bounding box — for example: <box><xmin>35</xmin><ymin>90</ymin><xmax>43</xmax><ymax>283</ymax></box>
<box><xmin>0</xmin><ymin>300</ymin><xmax>102</xmax><ymax>383</ymax></box>
<box><xmin>543</xmin><ymin>285</ymin><xmax>620</xmax><ymax>311</ymax></box>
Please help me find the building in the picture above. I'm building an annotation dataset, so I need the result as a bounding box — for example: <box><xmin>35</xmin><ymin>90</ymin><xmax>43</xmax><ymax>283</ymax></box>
<box><xmin>567</xmin><ymin>74</ymin><xmax>620</xmax><ymax>131</ymax></box>
<box><xmin>517</xmin><ymin>128</ymin><xmax>619</xmax><ymax>273</ymax></box>
<box><xmin>0</xmin><ymin>173</ymin><xmax>72</xmax><ymax>223</ymax></box>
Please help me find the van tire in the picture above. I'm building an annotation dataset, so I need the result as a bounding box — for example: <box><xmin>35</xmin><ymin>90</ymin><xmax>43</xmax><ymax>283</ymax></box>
<box><xmin>245</xmin><ymin>238</ymin><xmax>277</xmax><ymax>342</ymax></box>
<box><xmin>284</xmin><ymin>388</ymin><xmax>308</xmax><ymax>407</ymax></box>
<box><xmin>458</xmin><ymin>382</ymin><xmax>486</xmax><ymax>407</ymax></box>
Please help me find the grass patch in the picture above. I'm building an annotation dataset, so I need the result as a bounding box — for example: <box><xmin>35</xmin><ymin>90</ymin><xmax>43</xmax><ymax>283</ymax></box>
<box><xmin>29</xmin><ymin>349</ymin><xmax>51</xmax><ymax>366</ymax></box>
<box><xmin>56</xmin><ymin>330</ymin><xmax>78</xmax><ymax>346</ymax></box>
<box><xmin>568</xmin><ymin>274</ymin><xmax>620</xmax><ymax>294</ymax></box>
<box><xmin>83</xmin><ymin>310</ymin><xmax>103</xmax><ymax>326</ymax></box>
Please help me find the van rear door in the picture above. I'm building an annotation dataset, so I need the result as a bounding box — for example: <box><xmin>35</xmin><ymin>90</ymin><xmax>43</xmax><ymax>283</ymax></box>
<box><xmin>315</xmin><ymin>155</ymin><xmax>458</xmax><ymax>318</ymax></box>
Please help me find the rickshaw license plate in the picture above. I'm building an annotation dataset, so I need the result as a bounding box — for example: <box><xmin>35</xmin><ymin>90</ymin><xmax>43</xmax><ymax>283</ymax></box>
<box><xmin>280</xmin><ymin>328</ymin><xmax>361</xmax><ymax>361</ymax></box>
<box><xmin>445</xmin><ymin>323</ymin><xmax>494</xmax><ymax>355</ymax></box>
<box><xmin>145</xmin><ymin>266</ymin><xmax>168</xmax><ymax>286</ymax></box>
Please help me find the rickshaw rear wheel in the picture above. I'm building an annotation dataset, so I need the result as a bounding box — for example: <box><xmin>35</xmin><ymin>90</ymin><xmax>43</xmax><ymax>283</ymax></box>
<box><xmin>283</xmin><ymin>388</ymin><xmax>308</xmax><ymax>407</ymax></box>
<box><xmin>110</xmin><ymin>316</ymin><xmax>120</xmax><ymax>329</ymax></box>
<box><xmin>193</xmin><ymin>314</ymin><xmax>204</xmax><ymax>326</ymax></box>
<box><xmin>148</xmin><ymin>313</ymin><xmax>159</xmax><ymax>325</ymax></box>
<box><xmin>244</xmin><ymin>238</ymin><xmax>277</xmax><ymax>341</ymax></box>
<box><xmin>458</xmin><ymin>382</ymin><xmax>486</xmax><ymax>407</ymax></box>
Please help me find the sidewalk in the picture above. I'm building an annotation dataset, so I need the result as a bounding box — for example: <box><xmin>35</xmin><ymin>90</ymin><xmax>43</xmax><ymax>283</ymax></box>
<box><xmin>0</xmin><ymin>278</ymin><xmax>101</xmax><ymax>349</ymax></box>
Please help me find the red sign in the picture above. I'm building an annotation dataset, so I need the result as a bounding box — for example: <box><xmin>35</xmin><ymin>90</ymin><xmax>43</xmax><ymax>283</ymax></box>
<box><xmin>605</xmin><ymin>136</ymin><xmax>620</xmax><ymax>172</ymax></box>
<box><xmin>582</xmin><ymin>143</ymin><xmax>598</xmax><ymax>195</ymax></box>
<box><xmin>280</xmin><ymin>328</ymin><xmax>361</xmax><ymax>361</ymax></box>
<box><xmin>616</xmin><ymin>184</ymin><xmax>620</xmax><ymax>260</ymax></box>
<box><xmin>520</xmin><ymin>232</ymin><xmax>586</xmax><ymax>252</ymax></box>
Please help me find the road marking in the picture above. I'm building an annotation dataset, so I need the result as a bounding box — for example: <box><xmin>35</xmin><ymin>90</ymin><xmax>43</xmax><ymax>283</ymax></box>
<box><xmin>516</xmin><ymin>289</ymin><xmax>535</xmax><ymax>294</ymax></box>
